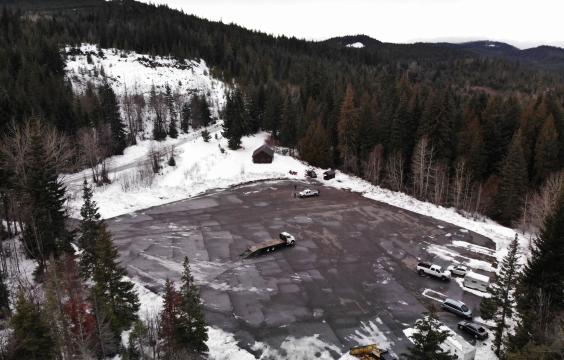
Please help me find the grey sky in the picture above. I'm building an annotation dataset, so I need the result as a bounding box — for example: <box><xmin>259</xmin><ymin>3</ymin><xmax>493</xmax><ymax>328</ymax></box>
<box><xmin>138</xmin><ymin>0</ymin><xmax>564</xmax><ymax>49</ymax></box>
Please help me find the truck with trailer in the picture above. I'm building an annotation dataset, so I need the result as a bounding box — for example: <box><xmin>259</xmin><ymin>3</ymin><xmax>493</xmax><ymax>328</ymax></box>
<box><xmin>240</xmin><ymin>232</ymin><xmax>296</xmax><ymax>258</ymax></box>
<box><xmin>417</xmin><ymin>261</ymin><xmax>451</xmax><ymax>281</ymax></box>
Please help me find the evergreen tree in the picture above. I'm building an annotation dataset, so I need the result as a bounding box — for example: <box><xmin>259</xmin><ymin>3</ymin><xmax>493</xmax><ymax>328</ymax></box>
<box><xmin>223</xmin><ymin>90</ymin><xmax>247</xmax><ymax>150</ymax></box>
<box><xmin>298</xmin><ymin>119</ymin><xmax>332</xmax><ymax>169</ymax></box>
<box><xmin>337</xmin><ymin>84</ymin><xmax>360</xmax><ymax>173</ymax></box>
<box><xmin>201</xmin><ymin>129</ymin><xmax>211</xmax><ymax>142</ymax></box>
<box><xmin>100</xmin><ymin>82</ymin><xmax>127</xmax><ymax>155</ymax></box>
<box><xmin>491</xmin><ymin>131</ymin><xmax>528</xmax><ymax>226</ymax></box>
<box><xmin>279</xmin><ymin>95</ymin><xmax>298</xmax><ymax>147</ymax></box>
<box><xmin>159</xmin><ymin>279</ymin><xmax>182</xmax><ymax>358</ymax></box>
<box><xmin>200</xmin><ymin>96</ymin><xmax>212</xmax><ymax>127</ymax></box>
<box><xmin>533</xmin><ymin>115</ymin><xmax>560</xmax><ymax>185</ymax></box>
<box><xmin>512</xmin><ymin>191</ymin><xmax>564</xmax><ymax>350</ymax></box>
<box><xmin>152</xmin><ymin>114</ymin><xmax>167</xmax><ymax>141</ymax></box>
<box><xmin>190</xmin><ymin>95</ymin><xmax>202</xmax><ymax>129</ymax></box>
<box><xmin>9</xmin><ymin>292</ymin><xmax>55</xmax><ymax>360</ymax></box>
<box><xmin>0</xmin><ymin>272</ymin><xmax>9</xmax><ymax>319</ymax></box>
<box><xmin>92</xmin><ymin>225</ymin><xmax>140</xmax><ymax>341</ymax></box>
<box><xmin>165</xmin><ymin>84</ymin><xmax>178</xmax><ymax>138</ymax></box>
<box><xmin>480</xmin><ymin>234</ymin><xmax>520</xmax><ymax>357</ymax></box>
<box><xmin>404</xmin><ymin>309</ymin><xmax>456</xmax><ymax>360</ymax></box>
<box><xmin>22</xmin><ymin>126</ymin><xmax>70</xmax><ymax>276</ymax></box>
<box><xmin>180</xmin><ymin>102</ymin><xmax>191</xmax><ymax>133</ymax></box>
<box><xmin>78</xmin><ymin>180</ymin><xmax>103</xmax><ymax>279</ymax></box>
<box><xmin>418</xmin><ymin>89</ymin><xmax>456</xmax><ymax>163</ymax></box>
<box><xmin>178</xmin><ymin>257</ymin><xmax>208</xmax><ymax>353</ymax></box>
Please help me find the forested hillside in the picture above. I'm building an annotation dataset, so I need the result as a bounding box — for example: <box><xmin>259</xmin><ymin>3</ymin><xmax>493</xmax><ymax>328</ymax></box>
<box><xmin>0</xmin><ymin>0</ymin><xmax>563</xmax><ymax>358</ymax></box>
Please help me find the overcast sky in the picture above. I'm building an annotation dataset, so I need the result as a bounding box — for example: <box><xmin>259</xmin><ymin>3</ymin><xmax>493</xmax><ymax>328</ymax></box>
<box><xmin>138</xmin><ymin>0</ymin><xmax>563</xmax><ymax>49</ymax></box>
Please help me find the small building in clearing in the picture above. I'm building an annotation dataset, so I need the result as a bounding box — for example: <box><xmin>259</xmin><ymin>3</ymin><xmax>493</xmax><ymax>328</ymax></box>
<box><xmin>252</xmin><ymin>144</ymin><xmax>274</xmax><ymax>164</ymax></box>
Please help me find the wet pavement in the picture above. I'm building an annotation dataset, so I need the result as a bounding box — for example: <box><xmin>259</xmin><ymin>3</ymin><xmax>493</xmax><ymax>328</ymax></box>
<box><xmin>107</xmin><ymin>180</ymin><xmax>497</xmax><ymax>358</ymax></box>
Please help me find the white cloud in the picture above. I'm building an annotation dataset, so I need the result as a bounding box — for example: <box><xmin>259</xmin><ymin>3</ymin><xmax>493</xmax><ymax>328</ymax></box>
<box><xmin>138</xmin><ymin>0</ymin><xmax>564</xmax><ymax>49</ymax></box>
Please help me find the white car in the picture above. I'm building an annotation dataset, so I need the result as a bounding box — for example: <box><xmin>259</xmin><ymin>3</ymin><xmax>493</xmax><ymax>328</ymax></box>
<box><xmin>450</xmin><ymin>265</ymin><xmax>468</xmax><ymax>277</ymax></box>
<box><xmin>298</xmin><ymin>189</ymin><xmax>320</xmax><ymax>198</ymax></box>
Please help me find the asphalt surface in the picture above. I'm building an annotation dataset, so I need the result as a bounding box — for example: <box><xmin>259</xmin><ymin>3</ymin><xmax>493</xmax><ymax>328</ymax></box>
<box><xmin>107</xmin><ymin>180</ymin><xmax>497</xmax><ymax>358</ymax></box>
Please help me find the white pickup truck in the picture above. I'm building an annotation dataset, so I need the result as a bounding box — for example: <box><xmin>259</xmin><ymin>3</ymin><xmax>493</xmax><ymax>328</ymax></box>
<box><xmin>417</xmin><ymin>262</ymin><xmax>451</xmax><ymax>281</ymax></box>
<box><xmin>298</xmin><ymin>189</ymin><xmax>320</xmax><ymax>198</ymax></box>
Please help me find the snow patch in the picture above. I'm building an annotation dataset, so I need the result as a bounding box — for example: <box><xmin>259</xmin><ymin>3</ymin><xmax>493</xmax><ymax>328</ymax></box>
<box><xmin>346</xmin><ymin>42</ymin><xmax>365</xmax><ymax>48</ymax></box>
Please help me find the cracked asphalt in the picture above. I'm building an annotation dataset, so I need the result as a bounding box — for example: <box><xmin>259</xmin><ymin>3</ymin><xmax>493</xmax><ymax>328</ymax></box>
<box><xmin>107</xmin><ymin>180</ymin><xmax>497</xmax><ymax>358</ymax></box>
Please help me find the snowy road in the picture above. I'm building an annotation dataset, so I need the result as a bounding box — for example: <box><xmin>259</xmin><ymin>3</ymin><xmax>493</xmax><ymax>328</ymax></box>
<box><xmin>107</xmin><ymin>180</ymin><xmax>497</xmax><ymax>358</ymax></box>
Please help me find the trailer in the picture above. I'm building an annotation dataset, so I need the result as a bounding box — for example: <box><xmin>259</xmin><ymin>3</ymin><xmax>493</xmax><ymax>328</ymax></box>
<box><xmin>240</xmin><ymin>232</ymin><xmax>296</xmax><ymax>258</ymax></box>
<box><xmin>463</xmin><ymin>271</ymin><xmax>490</xmax><ymax>292</ymax></box>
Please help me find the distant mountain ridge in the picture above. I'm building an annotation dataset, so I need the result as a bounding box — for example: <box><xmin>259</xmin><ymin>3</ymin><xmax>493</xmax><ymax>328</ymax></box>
<box><xmin>325</xmin><ymin>35</ymin><xmax>564</xmax><ymax>72</ymax></box>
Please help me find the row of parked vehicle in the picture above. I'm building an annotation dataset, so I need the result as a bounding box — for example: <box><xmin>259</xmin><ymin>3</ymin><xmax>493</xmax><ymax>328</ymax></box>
<box><xmin>417</xmin><ymin>261</ymin><xmax>489</xmax><ymax>341</ymax></box>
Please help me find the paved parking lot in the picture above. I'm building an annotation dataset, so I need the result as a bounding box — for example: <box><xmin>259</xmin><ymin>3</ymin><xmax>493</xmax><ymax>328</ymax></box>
<box><xmin>108</xmin><ymin>180</ymin><xmax>497</xmax><ymax>358</ymax></box>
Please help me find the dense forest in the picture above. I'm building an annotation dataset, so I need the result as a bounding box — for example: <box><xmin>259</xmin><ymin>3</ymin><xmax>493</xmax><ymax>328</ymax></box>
<box><xmin>0</xmin><ymin>0</ymin><xmax>563</xmax><ymax>358</ymax></box>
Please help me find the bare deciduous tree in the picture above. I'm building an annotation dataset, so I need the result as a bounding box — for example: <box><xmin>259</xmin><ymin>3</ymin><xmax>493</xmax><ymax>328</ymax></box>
<box><xmin>412</xmin><ymin>136</ymin><xmax>434</xmax><ymax>200</ymax></box>
<box><xmin>520</xmin><ymin>171</ymin><xmax>564</xmax><ymax>233</ymax></box>
<box><xmin>452</xmin><ymin>159</ymin><xmax>473</xmax><ymax>210</ymax></box>
<box><xmin>363</xmin><ymin>144</ymin><xmax>384</xmax><ymax>185</ymax></box>
<box><xmin>385</xmin><ymin>150</ymin><xmax>405</xmax><ymax>192</ymax></box>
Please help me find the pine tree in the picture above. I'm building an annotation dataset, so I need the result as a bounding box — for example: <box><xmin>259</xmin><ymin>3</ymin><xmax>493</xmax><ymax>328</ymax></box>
<box><xmin>533</xmin><ymin>115</ymin><xmax>560</xmax><ymax>185</ymax></box>
<box><xmin>337</xmin><ymin>84</ymin><xmax>360</xmax><ymax>173</ymax></box>
<box><xmin>78</xmin><ymin>180</ymin><xmax>103</xmax><ymax>279</ymax></box>
<box><xmin>479</xmin><ymin>234</ymin><xmax>520</xmax><ymax>357</ymax></box>
<box><xmin>159</xmin><ymin>279</ymin><xmax>182</xmax><ymax>358</ymax></box>
<box><xmin>200</xmin><ymin>96</ymin><xmax>212</xmax><ymax>127</ymax></box>
<box><xmin>165</xmin><ymin>84</ymin><xmax>178</xmax><ymax>138</ymax></box>
<box><xmin>178</xmin><ymin>257</ymin><xmax>208</xmax><ymax>353</ymax></box>
<box><xmin>0</xmin><ymin>272</ymin><xmax>9</xmax><ymax>319</ymax></box>
<box><xmin>100</xmin><ymin>82</ymin><xmax>127</xmax><ymax>155</ymax></box>
<box><xmin>202</xmin><ymin>129</ymin><xmax>211</xmax><ymax>142</ymax></box>
<box><xmin>512</xmin><ymin>191</ymin><xmax>564</xmax><ymax>350</ymax></box>
<box><xmin>491</xmin><ymin>131</ymin><xmax>528</xmax><ymax>226</ymax></box>
<box><xmin>180</xmin><ymin>102</ymin><xmax>191</xmax><ymax>133</ymax></box>
<box><xmin>279</xmin><ymin>96</ymin><xmax>298</xmax><ymax>148</ymax></box>
<box><xmin>152</xmin><ymin>114</ymin><xmax>167</xmax><ymax>141</ymax></box>
<box><xmin>22</xmin><ymin>126</ymin><xmax>70</xmax><ymax>276</ymax></box>
<box><xmin>404</xmin><ymin>309</ymin><xmax>456</xmax><ymax>360</ymax></box>
<box><xmin>298</xmin><ymin>119</ymin><xmax>332</xmax><ymax>169</ymax></box>
<box><xmin>92</xmin><ymin>225</ymin><xmax>140</xmax><ymax>341</ymax></box>
<box><xmin>418</xmin><ymin>89</ymin><xmax>456</xmax><ymax>162</ymax></box>
<box><xmin>223</xmin><ymin>90</ymin><xmax>247</xmax><ymax>150</ymax></box>
<box><xmin>9</xmin><ymin>292</ymin><xmax>56</xmax><ymax>360</ymax></box>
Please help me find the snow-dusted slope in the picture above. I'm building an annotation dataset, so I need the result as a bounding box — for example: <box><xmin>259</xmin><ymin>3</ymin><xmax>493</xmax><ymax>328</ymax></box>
<box><xmin>64</xmin><ymin>44</ymin><xmax>226</xmax><ymax>126</ymax></box>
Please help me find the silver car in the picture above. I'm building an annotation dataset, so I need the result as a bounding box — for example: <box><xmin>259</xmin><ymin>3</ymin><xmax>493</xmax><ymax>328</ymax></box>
<box><xmin>450</xmin><ymin>265</ymin><xmax>468</xmax><ymax>277</ymax></box>
<box><xmin>441</xmin><ymin>298</ymin><xmax>472</xmax><ymax>319</ymax></box>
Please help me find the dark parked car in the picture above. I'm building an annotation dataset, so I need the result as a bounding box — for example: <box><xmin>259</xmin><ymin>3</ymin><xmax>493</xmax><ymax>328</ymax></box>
<box><xmin>458</xmin><ymin>320</ymin><xmax>488</xmax><ymax>340</ymax></box>
<box><xmin>305</xmin><ymin>169</ymin><xmax>317</xmax><ymax>178</ymax></box>
<box><xmin>323</xmin><ymin>169</ymin><xmax>336</xmax><ymax>180</ymax></box>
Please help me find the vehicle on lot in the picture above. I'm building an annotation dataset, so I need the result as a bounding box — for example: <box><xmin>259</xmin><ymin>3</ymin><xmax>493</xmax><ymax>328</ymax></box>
<box><xmin>349</xmin><ymin>344</ymin><xmax>396</xmax><ymax>359</ymax></box>
<box><xmin>450</xmin><ymin>264</ymin><xmax>468</xmax><ymax>277</ymax></box>
<box><xmin>240</xmin><ymin>232</ymin><xmax>296</xmax><ymax>257</ymax></box>
<box><xmin>463</xmin><ymin>271</ymin><xmax>490</xmax><ymax>292</ymax></box>
<box><xmin>323</xmin><ymin>169</ymin><xmax>336</xmax><ymax>180</ymax></box>
<box><xmin>458</xmin><ymin>320</ymin><xmax>489</xmax><ymax>340</ymax></box>
<box><xmin>441</xmin><ymin>298</ymin><xmax>473</xmax><ymax>319</ymax></box>
<box><xmin>298</xmin><ymin>189</ymin><xmax>320</xmax><ymax>198</ymax></box>
<box><xmin>305</xmin><ymin>169</ymin><xmax>317</xmax><ymax>178</ymax></box>
<box><xmin>417</xmin><ymin>262</ymin><xmax>451</xmax><ymax>281</ymax></box>
<box><xmin>441</xmin><ymin>329</ymin><xmax>476</xmax><ymax>360</ymax></box>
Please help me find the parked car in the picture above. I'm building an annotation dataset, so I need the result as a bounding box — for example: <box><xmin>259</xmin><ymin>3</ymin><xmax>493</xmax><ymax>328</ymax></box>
<box><xmin>299</xmin><ymin>189</ymin><xmax>320</xmax><ymax>198</ymax></box>
<box><xmin>305</xmin><ymin>169</ymin><xmax>317</xmax><ymax>178</ymax></box>
<box><xmin>458</xmin><ymin>320</ymin><xmax>488</xmax><ymax>340</ymax></box>
<box><xmin>417</xmin><ymin>262</ymin><xmax>451</xmax><ymax>281</ymax></box>
<box><xmin>450</xmin><ymin>265</ymin><xmax>468</xmax><ymax>277</ymax></box>
<box><xmin>441</xmin><ymin>298</ymin><xmax>472</xmax><ymax>319</ymax></box>
<box><xmin>323</xmin><ymin>169</ymin><xmax>336</xmax><ymax>180</ymax></box>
